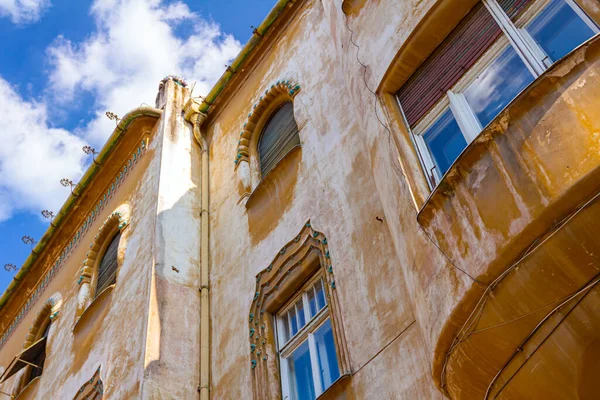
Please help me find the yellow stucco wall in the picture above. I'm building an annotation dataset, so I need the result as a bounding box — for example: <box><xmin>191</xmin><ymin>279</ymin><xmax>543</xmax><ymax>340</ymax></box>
<box><xmin>0</xmin><ymin>116</ymin><xmax>161</xmax><ymax>398</ymax></box>
<box><xmin>1</xmin><ymin>0</ymin><xmax>599</xmax><ymax>399</ymax></box>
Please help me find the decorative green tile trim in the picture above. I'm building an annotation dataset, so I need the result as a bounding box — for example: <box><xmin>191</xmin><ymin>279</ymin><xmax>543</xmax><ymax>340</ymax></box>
<box><xmin>74</xmin><ymin>366</ymin><xmax>103</xmax><ymax>399</ymax></box>
<box><xmin>0</xmin><ymin>139</ymin><xmax>148</xmax><ymax>350</ymax></box>
<box><xmin>234</xmin><ymin>79</ymin><xmax>301</xmax><ymax>167</ymax></box>
<box><xmin>247</xmin><ymin>220</ymin><xmax>338</xmax><ymax>371</ymax></box>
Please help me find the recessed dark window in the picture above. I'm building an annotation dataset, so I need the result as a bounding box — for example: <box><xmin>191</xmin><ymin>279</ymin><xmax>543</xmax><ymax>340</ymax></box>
<box><xmin>96</xmin><ymin>232</ymin><xmax>121</xmax><ymax>296</ymax></box>
<box><xmin>27</xmin><ymin>321</ymin><xmax>50</xmax><ymax>382</ymax></box>
<box><xmin>0</xmin><ymin>319</ymin><xmax>52</xmax><ymax>388</ymax></box>
<box><xmin>258</xmin><ymin>101</ymin><xmax>300</xmax><ymax>177</ymax></box>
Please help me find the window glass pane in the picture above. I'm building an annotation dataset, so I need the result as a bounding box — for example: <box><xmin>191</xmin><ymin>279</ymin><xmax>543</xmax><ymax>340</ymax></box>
<box><xmin>280</xmin><ymin>313</ymin><xmax>291</xmax><ymax>345</ymax></box>
<box><xmin>463</xmin><ymin>46</ymin><xmax>534</xmax><ymax>128</ymax></box>
<box><xmin>287</xmin><ymin>341</ymin><xmax>316</xmax><ymax>400</ymax></box>
<box><xmin>525</xmin><ymin>0</ymin><xmax>595</xmax><ymax>63</ymax></box>
<box><xmin>314</xmin><ymin>319</ymin><xmax>340</xmax><ymax>391</ymax></box>
<box><xmin>315</xmin><ymin>280</ymin><xmax>326</xmax><ymax>311</ymax></box>
<box><xmin>422</xmin><ymin>109</ymin><xmax>467</xmax><ymax>177</ymax></box>
<box><xmin>289</xmin><ymin>307</ymin><xmax>299</xmax><ymax>337</ymax></box>
<box><xmin>307</xmin><ymin>287</ymin><xmax>318</xmax><ymax>318</ymax></box>
<box><xmin>296</xmin><ymin>299</ymin><xmax>306</xmax><ymax>329</ymax></box>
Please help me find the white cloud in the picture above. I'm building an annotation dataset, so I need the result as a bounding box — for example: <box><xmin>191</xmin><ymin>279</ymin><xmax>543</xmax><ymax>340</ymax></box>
<box><xmin>0</xmin><ymin>78</ymin><xmax>86</xmax><ymax>222</ymax></box>
<box><xmin>0</xmin><ymin>0</ymin><xmax>50</xmax><ymax>24</ymax></box>
<box><xmin>47</xmin><ymin>0</ymin><xmax>241</xmax><ymax>146</ymax></box>
<box><xmin>0</xmin><ymin>0</ymin><xmax>241</xmax><ymax>222</ymax></box>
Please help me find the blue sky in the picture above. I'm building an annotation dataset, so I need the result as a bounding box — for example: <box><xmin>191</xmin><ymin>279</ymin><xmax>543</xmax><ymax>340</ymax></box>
<box><xmin>0</xmin><ymin>0</ymin><xmax>276</xmax><ymax>293</ymax></box>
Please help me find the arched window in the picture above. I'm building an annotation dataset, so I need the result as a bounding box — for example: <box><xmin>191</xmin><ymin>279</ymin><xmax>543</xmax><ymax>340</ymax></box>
<box><xmin>95</xmin><ymin>232</ymin><xmax>121</xmax><ymax>297</ymax></box>
<box><xmin>258</xmin><ymin>101</ymin><xmax>300</xmax><ymax>177</ymax></box>
<box><xmin>0</xmin><ymin>294</ymin><xmax>61</xmax><ymax>394</ymax></box>
<box><xmin>25</xmin><ymin>319</ymin><xmax>50</xmax><ymax>384</ymax></box>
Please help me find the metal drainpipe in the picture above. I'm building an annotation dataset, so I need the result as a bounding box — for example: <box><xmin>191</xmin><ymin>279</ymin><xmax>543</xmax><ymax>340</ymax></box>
<box><xmin>184</xmin><ymin>99</ymin><xmax>210</xmax><ymax>399</ymax></box>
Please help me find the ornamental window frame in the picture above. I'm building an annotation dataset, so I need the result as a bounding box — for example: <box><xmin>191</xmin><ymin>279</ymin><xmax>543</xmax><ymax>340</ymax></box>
<box><xmin>248</xmin><ymin>221</ymin><xmax>351</xmax><ymax>400</ymax></box>
<box><xmin>0</xmin><ymin>294</ymin><xmax>62</xmax><ymax>397</ymax></box>
<box><xmin>234</xmin><ymin>80</ymin><xmax>303</xmax><ymax>200</ymax></box>
<box><xmin>76</xmin><ymin>206</ymin><xmax>129</xmax><ymax>321</ymax></box>
<box><xmin>397</xmin><ymin>0</ymin><xmax>599</xmax><ymax>187</ymax></box>
<box><xmin>256</xmin><ymin>101</ymin><xmax>301</xmax><ymax>178</ymax></box>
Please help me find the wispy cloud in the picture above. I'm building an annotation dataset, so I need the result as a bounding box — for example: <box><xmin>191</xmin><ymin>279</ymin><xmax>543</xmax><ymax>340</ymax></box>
<box><xmin>0</xmin><ymin>77</ymin><xmax>86</xmax><ymax>222</ymax></box>
<box><xmin>0</xmin><ymin>0</ymin><xmax>50</xmax><ymax>24</ymax></box>
<box><xmin>47</xmin><ymin>0</ymin><xmax>241</xmax><ymax>146</ymax></box>
<box><xmin>0</xmin><ymin>0</ymin><xmax>241</xmax><ymax>221</ymax></box>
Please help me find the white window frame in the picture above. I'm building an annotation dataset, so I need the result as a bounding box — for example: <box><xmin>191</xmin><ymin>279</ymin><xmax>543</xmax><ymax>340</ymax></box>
<box><xmin>405</xmin><ymin>0</ymin><xmax>599</xmax><ymax>188</ymax></box>
<box><xmin>275</xmin><ymin>275</ymin><xmax>338</xmax><ymax>400</ymax></box>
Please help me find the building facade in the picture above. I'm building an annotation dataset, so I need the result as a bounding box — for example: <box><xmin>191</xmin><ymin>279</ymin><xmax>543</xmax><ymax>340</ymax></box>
<box><xmin>0</xmin><ymin>0</ymin><xmax>599</xmax><ymax>399</ymax></box>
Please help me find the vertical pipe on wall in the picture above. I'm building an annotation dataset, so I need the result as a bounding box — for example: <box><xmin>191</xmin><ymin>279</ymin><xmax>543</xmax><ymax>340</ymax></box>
<box><xmin>200</xmin><ymin>119</ymin><xmax>210</xmax><ymax>400</ymax></box>
<box><xmin>184</xmin><ymin>99</ymin><xmax>210</xmax><ymax>399</ymax></box>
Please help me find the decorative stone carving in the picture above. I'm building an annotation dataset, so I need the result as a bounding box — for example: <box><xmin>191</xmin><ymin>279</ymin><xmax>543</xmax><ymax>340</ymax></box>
<box><xmin>234</xmin><ymin>80</ymin><xmax>301</xmax><ymax>197</ymax></box>
<box><xmin>22</xmin><ymin>293</ymin><xmax>62</xmax><ymax>349</ymax></box>
<box><xmin>15</xmin><ymin>293</ymin><xmax>62</xmax><ymax>394</ymax></box>
<box><xmin>72</xmin><ymin>366</ymin><xmax>103</xmax><ymax>400</ymax></box>
<box><xmin>248</xmin><ymin>221</ymin><xmax>350</xmax><ymax>399</ymax></box>
<box><xmin>75</xmin><ymin>205</ymin><xmax>130</xmax><ymax>320</ymax></box>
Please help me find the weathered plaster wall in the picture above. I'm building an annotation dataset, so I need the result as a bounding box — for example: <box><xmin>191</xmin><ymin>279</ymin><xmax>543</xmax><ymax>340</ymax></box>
<box><xmin>141</xmin><ymin>80</ymin><xmax>202</xmax><ymax>399</ymax></box>
<box><xmin>0</xmin><ymin>121</ymin><xmax>162</xmax><ymax>399</ymax></box>
<box><xmin>205</xmin><ymin>0</ymin><xmax>443</xmax><ymax>398</ymax></box>
<box><xmin>320</xmin><ymin>0</ymin><xmax>472</xmax><ymax>395</ymax></box>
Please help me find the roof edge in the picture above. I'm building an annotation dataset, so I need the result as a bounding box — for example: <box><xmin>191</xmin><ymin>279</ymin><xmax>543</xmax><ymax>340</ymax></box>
<box><xmin>198</xmin><ymin>0</ymin><xmax>296</xmax><ymax>114</ymax></box>
<box><xmin>0</xmin><ymin>106</ymin><xmax>162</xmax><ymax>311</ymax></box>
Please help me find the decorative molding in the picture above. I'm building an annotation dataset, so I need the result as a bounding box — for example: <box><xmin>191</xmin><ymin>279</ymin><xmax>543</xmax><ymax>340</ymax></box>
<box><xmin>78</xmin><ymin>208</ymin><xmax>129</xmax><ymax>287</ymax></box>
<box><xmin>248</xmin><ymin>220</ymin><xmax>351</xmax><ymax>399</ymax></box>
<box><xmin>22</xmin><ymin>293</ymin><xmax>62</xmax><ymax>349</ymax></box>
<box><xmin>234</xmin><ymin>79</ymin><xmax>301</xmax><ymax>168</ymax></box>
<box><xmin>0</xmin><ymin>139</ymin><xmax>148</xmax><ymax>351</ymax></box>
<box><xmin>73</xmin><ymin>366</ymin><xmax>103</xmax><ymax>400</ymax></box>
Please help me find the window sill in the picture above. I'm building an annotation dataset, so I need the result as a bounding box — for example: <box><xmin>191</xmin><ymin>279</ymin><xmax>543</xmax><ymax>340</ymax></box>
<box><xmin>316</xmin><ymin>373</ymin><xmax>353</xmax><ymax>400</ymax></box>
<box><xmin>245</xmin><ymin>145</ymin><xmax>302</xmax><ymax>209</ymax></box>
<box><xmin>73</xmin><ymin>284</ymin><xmax>115</xmax><ymax>334</ymax></box>
<box><xmin>14</xmin><ymin>376</ymin><xmax>40</xmax><ymax>400</ymax></box>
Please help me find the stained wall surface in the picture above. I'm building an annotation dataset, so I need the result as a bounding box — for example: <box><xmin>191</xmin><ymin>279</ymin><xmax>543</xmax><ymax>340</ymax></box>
<box><xmin>1</xmin><ymin>0</ymin><xmax>599</xmax><ymax>399</ymax></box>
<box><xmin>0</xmin><ymin>116</ymin><xmax>162</xmax><ymax>398</ymax></box>
<box><xmin>205</xmin><ymin>0</ymin><xmax>448</xmax><ymax>398</ymax></box>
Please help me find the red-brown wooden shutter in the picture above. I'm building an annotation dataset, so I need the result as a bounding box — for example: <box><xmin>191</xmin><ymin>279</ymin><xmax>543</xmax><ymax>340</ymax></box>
<box><xmin>96</xmin><ymin>232</ymin><xmax>121</xmax><ymax>296</ymax></box>
<box><xmin>497</xmin><ymin>0</ymin><xmax>532</xmax><ymax>21</ymax></box>
<box><xmin>258</xmin><ymin>102</ymin><xmax>300</xmax><ymax>177</ymax></box>
<box><xmin>396</xmin><ymin>3</ymin><xmax>503</xmax><ymax>127</ymax></box>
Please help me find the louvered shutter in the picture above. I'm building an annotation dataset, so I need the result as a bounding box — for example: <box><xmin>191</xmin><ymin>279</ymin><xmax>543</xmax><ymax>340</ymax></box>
<box><xmin>96</xmin><ymin>232</ymin><xmax>121</xmax><ymax>296</ymax></box>
<box><xmin>258</xmin><ymin>102</ymin><xmax>300</xmax><ymax>177</ymax></box>
<box><xmin>396</xmin><ymin>3</ymin><xmax>502</xmax><ymax>127</ymax></box>
<box><xmin>497</xmin><ymin>0</ymin><xmax>531</xmax><ymax>21</ymax></box>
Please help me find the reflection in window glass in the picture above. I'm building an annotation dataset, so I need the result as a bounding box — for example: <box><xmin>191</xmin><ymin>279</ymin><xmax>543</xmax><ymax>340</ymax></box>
<box><xmin>463</xmin><ymin>46</ymin><xmax>534</xmax><ymax>128</ymax></box>
<box><xmin>289</xmin><ymin>307</ymin><xmax>299</xmax><ymax>337</ymax></box>
<box><xmin>281</xmin><ymin>313</ymin><xmax>291</xmax><ymax>344</ymax></box>
<box><xmin>277</xmin><ymin>276</ymin><xmax>340</xmax><ymax>400</ymax></box>
<box><xmin>314</xmin><ymin>319</ymin><xmax>340</xmax><ymax>389</ymax></box>
<box><xmin>289</xmin><ymin>341</ymin><xmax>316</xmax><ymax>400</ymax></box>
<box><xmin>296</xmin><ymin>299</ymin><xmax>306</xmax><ymax>329</ymax></box>
<box><xmin>315</xmin><ymin>280</ymin><xmax>326</xmax><ymax>311</ymax></box>
<box><xmin>307</xmin><ymin>287</ymin><xmax>318</xmax><ymax>318</ymax></box>
<box><xmin>423</xmin><ymin>109</ymin><xmax>467</xmax><ymax>177</ymax></box>
<box><xmin>525</xmin><ymin>0</ymin><xmax>595</xmax><ymax>63</ymax></box>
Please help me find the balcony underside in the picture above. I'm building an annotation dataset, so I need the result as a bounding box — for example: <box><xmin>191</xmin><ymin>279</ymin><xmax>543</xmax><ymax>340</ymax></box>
<box><xmin>417</xmin><ymin>36</ymin><xmax>600</xmax><ymax>399</ymax></box>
